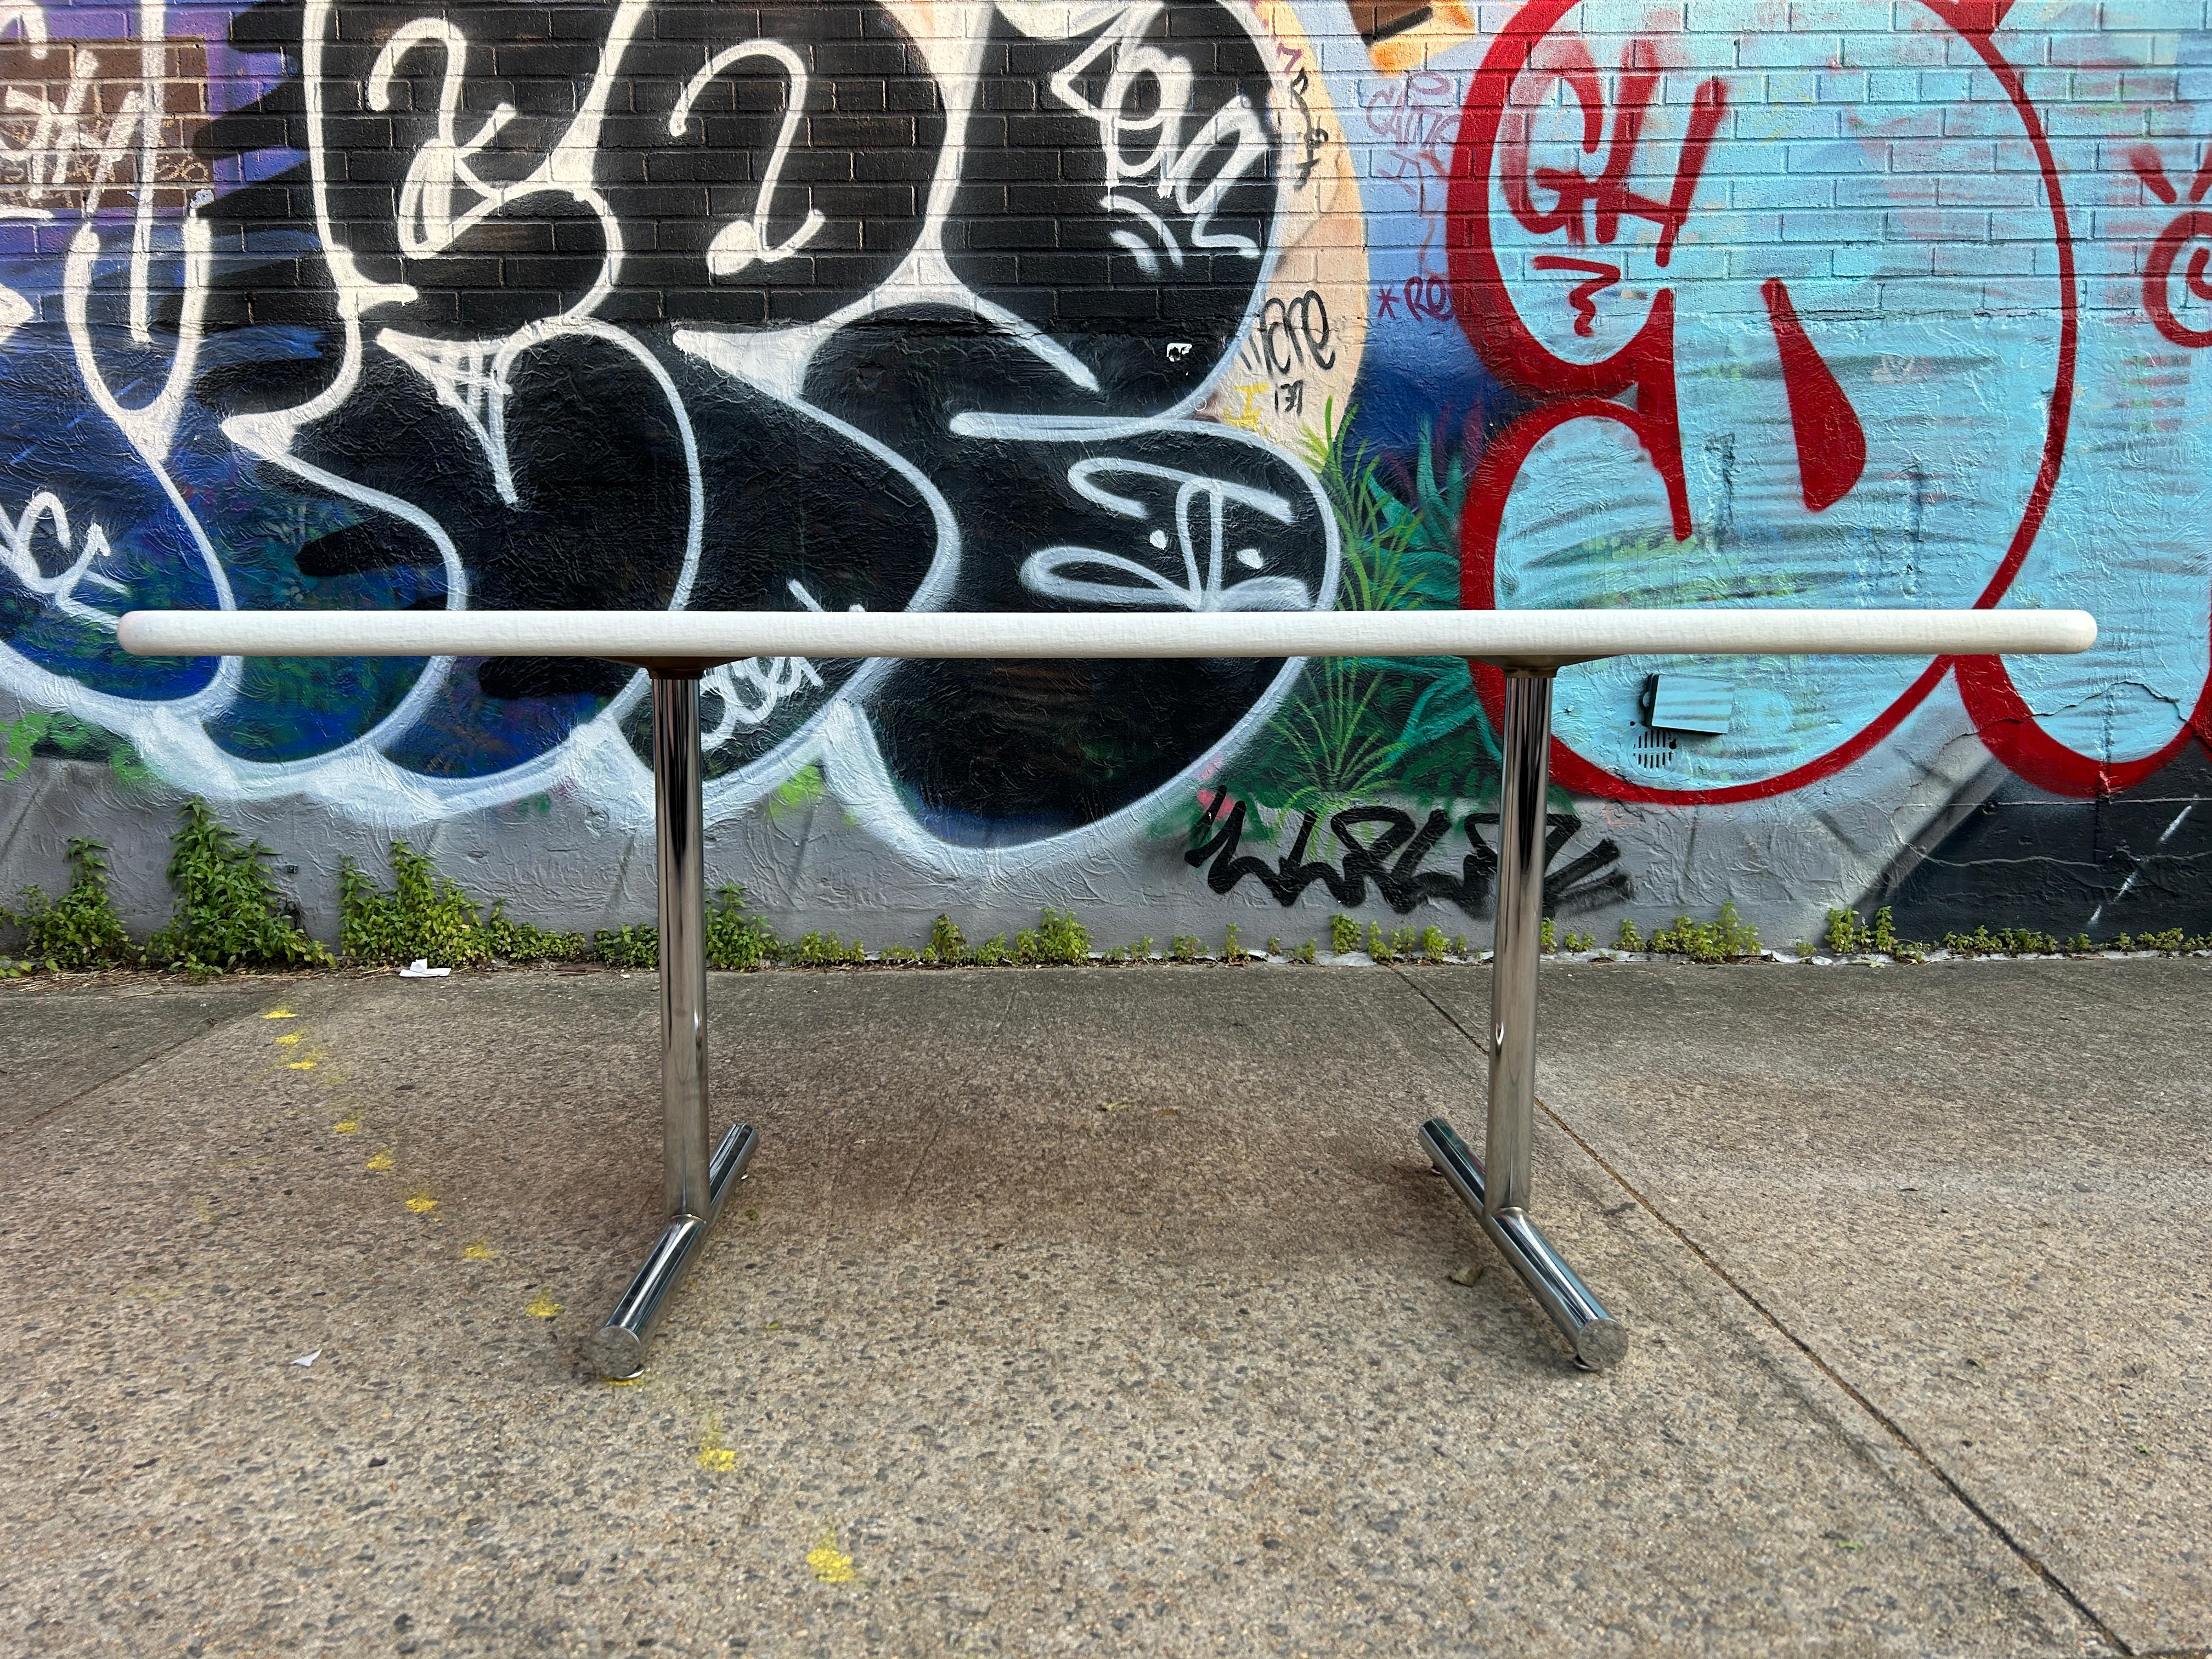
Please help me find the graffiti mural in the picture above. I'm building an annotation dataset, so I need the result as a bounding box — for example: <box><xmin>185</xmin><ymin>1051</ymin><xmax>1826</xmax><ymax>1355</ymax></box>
<box><xmin>2</xmin><ymin>0</ymin><xmax>2209</xmax><ymax>939</ymax></box>
<box><xmin>0</xmin><ymin>0</ymin><xmax>1357</xmax><ymax>845</ymax></box>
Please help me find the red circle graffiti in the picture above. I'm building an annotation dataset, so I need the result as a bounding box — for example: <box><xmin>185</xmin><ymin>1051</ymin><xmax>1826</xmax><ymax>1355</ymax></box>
<box><xmin>2144</xmin><ymin>209</ymin><xmax>2212</xmax><ymax>351</ymax></box>
<box><xmin>1444</xmin><ymin>1</ymin><xmax>2088</xmax><ymax>804</ymax></box>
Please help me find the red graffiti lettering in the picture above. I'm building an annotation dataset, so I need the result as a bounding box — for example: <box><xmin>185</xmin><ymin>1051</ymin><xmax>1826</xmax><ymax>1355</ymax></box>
<box><xmin>1446</xmin><ymin>0</ymin><xmax>2085</xmax><ymax>804</ymax></box>
<box><xmin>1761</xmin><ymin>278</ymin><xmax>1867</xmax><ymax>513</ymax></box>
<box><xmin>1530</xmin><ymin>256</ymin><xmax>1617</xmax><ymax>337</ymax></box>
<box><xmin>2134</xmin><ymin>145</ymin><xmax>2212</xmax><ymax>351</ymax></box>
<box><xmin>1496</xmin><ymin>38</ymin><xmax>1722</xmax><ymax>268</ymax></box>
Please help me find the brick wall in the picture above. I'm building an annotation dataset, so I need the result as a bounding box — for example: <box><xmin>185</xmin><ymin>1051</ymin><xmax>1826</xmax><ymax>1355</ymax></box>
<box><xmin>1</xmin><ymin>0</ymin><xmax>2209</xmax><ymax>945</ymax></box>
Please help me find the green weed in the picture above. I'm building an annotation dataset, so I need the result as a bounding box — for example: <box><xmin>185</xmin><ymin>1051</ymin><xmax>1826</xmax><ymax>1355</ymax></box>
<box><xmin>145</xmin><ymin>801</ymin><xmax>329</xmax><ymax>974</ymax></box>
<box><xmin>341</xmin><ymin>840</ymin><xmax>586</xmax><ymax>968</ymax></box>
<box><xmin>1018</xmin><ymin>907</ymin><xmax>1091</xmax><ymax>966</ymax></box>
<box><xmin>1365</xmin><ymin>921</ymin><xmax>1395</xmax><ymax>964</ymax></box>
<box><xmin>1643</xmin><ymin>904</ymin><xmax>1762</xmax><ymax>964</ymax></box>
<box><xmin>1938</xmin><ymin>924</ymin><xmax>2064</xmax><ymax>956</ymax></box>
<box><xmin>927</xmin><ymin>915</ymin><xmax>969</xmax><ymax>965</ymax></box>
<box><xmin>1</xmin><ymin>838</ymin><xmax>136</xmax><ymax>971</ymax></box>
<box><xmin>594</xmin><ymin>925</ymin><xmax>658</xmax><ymax>968</ymax></box>
<box><xmin>788</xmin><ymin>930</ymin><xmax>865</xmax><ymax>966</ymax></box>
<box><xmin>704</xmin><ymin>885</ymin><xmax>782</xmax><ymax>969</ymax></box>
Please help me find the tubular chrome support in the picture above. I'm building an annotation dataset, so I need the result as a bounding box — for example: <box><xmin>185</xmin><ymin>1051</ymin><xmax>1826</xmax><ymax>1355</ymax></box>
<box><xmin>590</xmin><ymin>672</ymin><xmax>757</xmax><ymax>1381</ymax></box>
<box><xmin>1487</xmin><ymin>669</ymin><xmax>1549</xmax><ymax>1218</ymax></box>
<box><xmin>1423</xmin><ymin>668</ymin><xmax>1625</xmax><ymax>1370</ymax></box>
<box><xmin>654</xmin><ymin>672</ymin><xmax>714</xmax><ymax>1222</ymax></box>
<box><xmin>1421</xmin><ymin>1119</ymin><xmax>1624</xmax><ymax>1370</ymax></box>
<box><xmin>590</xmin><ymin>1123</ymin><xmax>757</xmax><ymax>1379</ymax></box>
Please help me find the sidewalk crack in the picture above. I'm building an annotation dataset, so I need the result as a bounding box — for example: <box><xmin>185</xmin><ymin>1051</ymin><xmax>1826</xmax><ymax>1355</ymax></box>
<box><xmin>3</xmin><ymin>1005</ymin><xmax>262</xmax><ymax>1143</ymax></box>
<box><xmin>1386</xmin><ymin>962</ymin><xmax>2135</xmax><ymax>1657</ymax></box>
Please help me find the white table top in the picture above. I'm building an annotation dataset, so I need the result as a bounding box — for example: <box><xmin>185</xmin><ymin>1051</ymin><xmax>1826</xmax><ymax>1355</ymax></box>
<box><xmin>116</xmin><ymin>607</ymin><xmax>2096</xmax><ymax>670</ymax></box>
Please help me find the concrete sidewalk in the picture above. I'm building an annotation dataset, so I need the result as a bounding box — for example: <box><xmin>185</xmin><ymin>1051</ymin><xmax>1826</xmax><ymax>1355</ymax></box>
<box><xmin>1</xmin><ymin>961</ymin><xmax>2205</xmax><ymax>1658</ymax></box>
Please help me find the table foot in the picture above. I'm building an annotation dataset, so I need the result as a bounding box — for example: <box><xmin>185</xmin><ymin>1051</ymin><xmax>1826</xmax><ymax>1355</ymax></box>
<box><xmin>1421</xmin><ymin>1118</ymin><xmax>1626</xmax><ymax>1371</ymax></box>
<box><xmin>589</xmin><ymin>1122</ymin><xmax>758</xmax><ymax>1379</ymax></box>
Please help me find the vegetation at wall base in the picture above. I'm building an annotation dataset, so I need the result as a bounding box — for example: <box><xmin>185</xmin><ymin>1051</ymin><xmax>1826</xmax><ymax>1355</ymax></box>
<box><xmin>924</xmin><ymin>914</ymin><xmax>968</xmax><ymax>964</ymax></box>
<box><xmin>590</xmin><ymin>886</ymin><xmax>787</xmax><ymax>970</ymax></box>
<box><xmin>1024</xmin><ymin>908</ymin><xmax>1092</xmax><ymax>965</ymax></box>
<box><xmin>789</xmin><ymin>930</ymin><xmax>867</xmax><ymax>966</ymax></box>
<box><xmin>5</xmin><ymin>802</ymin><xmax>2211</xmax><ymax>980</ymax></box>
<box><xmin>342</xmin><ymin>840</ymin><xmax>583</xmax><ymax>968</ymax></box>
<box><xmin>706</xmin><ymin>887</ymin><xmax>783</xmax><ymax>969</ymax></box>
<box><xmin>1641</xmin><ymin>904</ymin><xmax>1762</xmax><ymax>964</ymax></box>
<box><xmin>1</xmin><ymin>838</ymin><xmax>136</xmax><ymax>973</ymax></box>
<box><xmin>591</xmin><ymin>924</ymin><xmax>658</xmax><ymax>969</ymax></box>
<box><xmin>145</xmin><ymin>802</ymin><xmax>330</xmax><ymax>974</ymax></box>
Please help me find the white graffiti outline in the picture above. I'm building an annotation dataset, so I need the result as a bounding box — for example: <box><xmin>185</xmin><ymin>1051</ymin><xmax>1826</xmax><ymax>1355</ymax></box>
<box><xmin>815</xmin><ymin>415</ymin><xmax>1340</xmax><ymax>879</ymax></box>
<box><xmin>670</xmin><ymin>39</ymin><xmax>828</xmax><ymax>277</ymax></box>
<box><xmin>0</xmin><ymin>0</ymin><xmax>243</xmax><ymax>729</ymax></box>
<box><xmin>1020</xmin><ymin>459</ymin><xmax>1310</xmax><ymax>611</ymax></box>
<box><xmin>1049</xmin><ymin>2</ymin><xmax>1270</xmax><ymax>273</ymax></box>
<box><xmin>1</xmin><ymin>490</ymin><xmax>126</xmax><ymax>626</ymax></box>
<box><xmin>1</xmin><ymin>0</ymin><xmax>1341</xmax><ymax>854</ymax></box>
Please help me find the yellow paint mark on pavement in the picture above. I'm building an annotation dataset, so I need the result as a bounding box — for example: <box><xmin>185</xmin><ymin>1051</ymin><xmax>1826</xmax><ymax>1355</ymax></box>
<box><xmin>526</xmin><ymin>1294</ymin><xmax>562</xmax><ymax>1318</ymax></box>
<box><xmin>332</xmin><ymin>1119</ymin><xmax>360</xmax><ymax>1135</ymax></box>
<box><xmin>806</xmin><ymin>1529</ymin><xmax>855</xmax><ymax>1583</ymax></box>
<box><xmin>262</xmin><ymin>1008</ymin><xmax>297</xmax><ymax>1020</ymax></box>
<box><xmin>285</xmin><ymin>1059</ymin><xmax>317</xmax><ymax>1070</ymax></box>
<box><xmin>697</xmin><ymin>1417</ymin><xmax>737</xmax><ymax>1472</ymax></box>
<box><xmin>365</xmin><ymin>1150</ymin><xmax>395</xmax><ymax>1171</ymax></box>
<box><xmin>405</xmin><ymin>1194</ymin><xmax>439</xmax><ymax>1214</ymax></box>
<box><xmin>462</xmin><ymin>1241</ymin><xmax>495</xmax><ymax>1261</ymax></box>
<box><xmin>807</xmin><ymin>1528</ymin><xmax>855</xmax><ymax>1583</ymax></box>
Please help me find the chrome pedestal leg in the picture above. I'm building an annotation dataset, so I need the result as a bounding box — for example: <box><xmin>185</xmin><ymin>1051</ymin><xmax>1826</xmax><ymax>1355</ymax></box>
<box><xmin>589</xmin><ymin>672</ymin><xmax>757</xmax><ymax>1380</ymax></box>
<box><xmin>1422</xmin><ymin>669</ymin><xmax>1624</xmax><ymax>1370</ymax></box>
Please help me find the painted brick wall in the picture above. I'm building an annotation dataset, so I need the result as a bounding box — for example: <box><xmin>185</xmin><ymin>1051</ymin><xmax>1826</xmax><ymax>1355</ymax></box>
<box><xmin>1</xmin><ymin>1</ymin><xmax>2208</xmax><ymax>948</ymax></box>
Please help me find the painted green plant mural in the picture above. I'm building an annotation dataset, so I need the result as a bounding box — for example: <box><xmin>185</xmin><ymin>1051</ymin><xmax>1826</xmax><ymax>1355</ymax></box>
<box><xmin>1210</xmin><ymin>405</ymin><xmax>1498</xmax><ymax>831</ymax></box>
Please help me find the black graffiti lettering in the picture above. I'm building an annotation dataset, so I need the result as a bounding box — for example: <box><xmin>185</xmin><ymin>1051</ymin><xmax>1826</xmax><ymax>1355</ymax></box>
<box><xmin>1188</xmin><ymin>794</ymin><xmax>1631</xmax><ymax>918</ymax></box>
<box><xmin>1275</xmin><ymin>379</ymin><xmax>1305</xmax><ymax>415</ymax></box>
<box><xmin>1187</xmin><ymin>794</ymin><xmax>1496</xmax><ymax>915</ymax></box>
<box><xmin>1258</xmin><ymin>291</ymin><xmax>1335</xmax><ymax>376</ymax></box>
<box><xmin>1278</xmin><ymin>49</ymin><xmax>1328</xmax><ymax>188</ymax></box>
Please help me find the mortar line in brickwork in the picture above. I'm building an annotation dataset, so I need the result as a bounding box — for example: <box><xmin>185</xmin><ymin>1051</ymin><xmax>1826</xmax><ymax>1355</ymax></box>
<box><xmin>1386</xmin><ymin>963</ymin><xmax>2136</xmax><ymax>1658</ymax></box>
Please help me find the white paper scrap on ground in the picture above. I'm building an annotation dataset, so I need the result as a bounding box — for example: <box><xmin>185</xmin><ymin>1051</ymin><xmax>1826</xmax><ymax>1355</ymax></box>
<box><xmin>398</xmin><ymin>960</ymin><xmax>452</xmax><ymax>978</ymax></box>
<box><xmin>291</xmin><ymin>1350</ymin><xmax>320</xmax><ymax>1368</ymax></box>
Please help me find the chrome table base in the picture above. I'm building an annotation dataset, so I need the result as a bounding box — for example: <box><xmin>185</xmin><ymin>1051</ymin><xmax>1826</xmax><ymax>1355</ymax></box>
<box><xmin>591</xmin><ymin>670</ymin><xmax>1617</xmax><ymax>1376</ymax></box>
<box><xmin>1420</xmin><ymin>670</ymin><xmax>1625</xmax><ymax>1370</ymax></box>
<box><xmin>589</xmin><ymin>1121</ymin><xmax>757</xmax><ymax>1378</ymax></box>
<box><xmin>590</xmin><ymin>672</ymin><xmax>758</xmax><ymax>1380</ymax></box>
<box><xmin>1421</xmin><ymin>1119</ymin><xmax>1623</xmax><ymax>1369</ymax></box>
